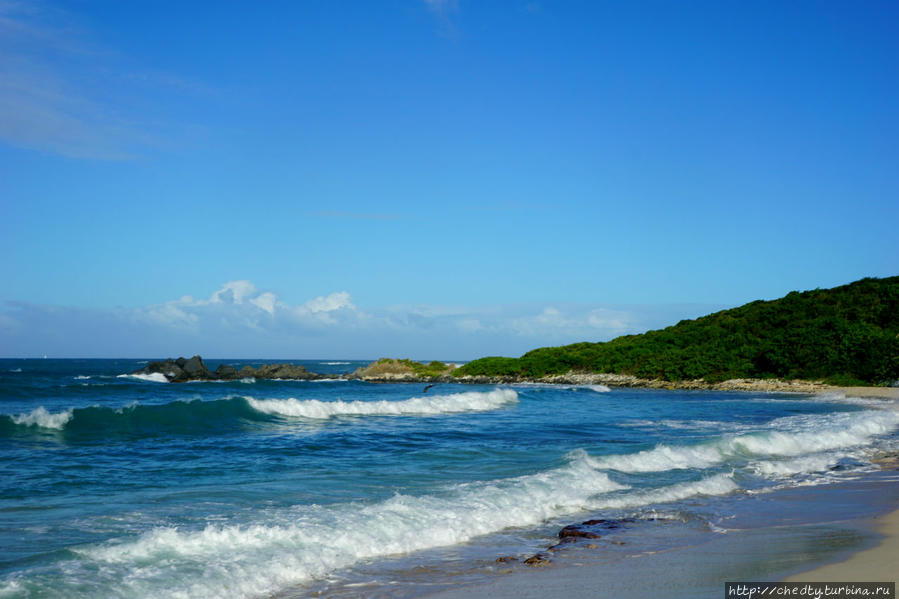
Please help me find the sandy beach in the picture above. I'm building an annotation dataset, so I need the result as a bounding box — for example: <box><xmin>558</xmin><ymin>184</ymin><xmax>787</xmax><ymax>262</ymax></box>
<box><xmin>425</xmin><ymin>491</ymin><xmax>899</xmax><ymax>599</ymax></box>
<box><xmin>784</xmin><ymin>509</ymin><xmax>899</xmax><ymax>582</ymax></box>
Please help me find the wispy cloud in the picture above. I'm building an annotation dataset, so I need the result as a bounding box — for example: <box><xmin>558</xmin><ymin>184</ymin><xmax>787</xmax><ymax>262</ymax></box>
<box><xmin>0</xmin><ymin>0</ymin><xmax>205</xmax><ymax>159</ymax></box>
<box><xmin>0</xmin><ymin>280</ymin><xmax>723</xmax><ymax>359</ymax></box>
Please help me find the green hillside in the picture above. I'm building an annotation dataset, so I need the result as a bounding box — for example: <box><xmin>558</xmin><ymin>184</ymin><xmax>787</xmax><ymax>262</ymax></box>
<box><xmin>455</xmin><ymin>276</ymin><xmax>899</xmax><ymax>385</ymax></box>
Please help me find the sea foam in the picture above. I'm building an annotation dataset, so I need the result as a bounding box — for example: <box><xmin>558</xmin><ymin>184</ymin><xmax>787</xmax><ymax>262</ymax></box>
<box><xmin>10</xmin><ymin>407</ymin><xmax>73</xmax><ymax>430</ymax></box>
<box><xmin>511</xmin><ymin>382</ymin><xmax>611</xmax><ymax>393</ymax></box>
<box><xmin>245</xmin><ymin>388</ymin><xmax>518</xmax><ymax>419</ymax></box>
<box><xmin>593</xmin><ymin>473</ymin><xmax>738</xmax><ymax>510</ymax></box>
<box><xmin>75</xmin><ymin>450</ymin><xmax>622</xmax><ymax>598</ymax></box>
<box><xmin>116</xmin><ymin>373</ymin><xmax>169</xmax><ymax>383</ymax></box>
<box><xmin>592</xmin><ymin>409</ymin><xmax>899</xmax><ymax>474</ymax></box>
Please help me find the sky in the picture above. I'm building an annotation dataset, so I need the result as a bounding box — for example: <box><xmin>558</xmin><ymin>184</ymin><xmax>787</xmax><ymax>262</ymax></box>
<box><xmin>1</xmin><ymin>0</ymin><xmax>897</xmax><ymax>359</ymax></box>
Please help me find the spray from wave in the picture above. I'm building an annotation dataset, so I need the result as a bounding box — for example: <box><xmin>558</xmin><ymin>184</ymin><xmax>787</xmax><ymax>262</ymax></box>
<box><xmin>116</xmin><ymin>373</ymin><xmax>169</xmax><ymax>383</ymax></box>
<box><xmin>9</xmin><ymin>407</ymin><xmax>74</xmax><ymax>430</ymax></box>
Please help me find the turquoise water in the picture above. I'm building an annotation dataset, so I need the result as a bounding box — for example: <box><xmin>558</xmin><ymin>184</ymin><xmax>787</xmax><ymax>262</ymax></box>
<box><xmin>1</xmin><ymin>359</ymin><xmax>897</xmax><ymax>598</ymax></box>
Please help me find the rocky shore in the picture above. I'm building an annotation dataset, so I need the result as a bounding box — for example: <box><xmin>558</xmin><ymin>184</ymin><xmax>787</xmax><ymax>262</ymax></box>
<box><xmin>131</xmin><ymin>355</ymin><xmax>329</xmax><ymax>382</ymax></box>
<box><xmin>131</xmin><ymin>356</ymin><xmax>897</xmax><ymax>397</ymax></box>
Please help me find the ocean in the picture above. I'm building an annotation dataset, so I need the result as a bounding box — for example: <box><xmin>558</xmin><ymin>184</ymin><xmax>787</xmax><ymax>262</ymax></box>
<box><xmin>1</xmin><ymin>359</ymin><xmax>897</xmax><ymax>598</ymax></box>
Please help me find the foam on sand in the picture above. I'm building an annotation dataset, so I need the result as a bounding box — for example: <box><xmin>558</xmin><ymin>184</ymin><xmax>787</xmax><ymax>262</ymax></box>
<box><xmin>246</xmin><ymin>388</ymin><xmax>518</xmax><ymax>419</ymax></box>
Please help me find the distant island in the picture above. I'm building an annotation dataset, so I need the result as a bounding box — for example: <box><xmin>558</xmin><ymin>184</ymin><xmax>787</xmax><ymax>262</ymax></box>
<box><xmin>132</xmin><ymin>276</ymin><xmax>898</xmax><ymax>389</ymax></box>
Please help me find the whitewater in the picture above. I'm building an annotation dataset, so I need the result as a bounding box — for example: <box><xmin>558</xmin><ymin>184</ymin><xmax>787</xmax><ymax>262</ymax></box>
<box><xmin>1</xmin><ymin>359</ymin><xmax>897</xmax><ymax>599</ymax></box>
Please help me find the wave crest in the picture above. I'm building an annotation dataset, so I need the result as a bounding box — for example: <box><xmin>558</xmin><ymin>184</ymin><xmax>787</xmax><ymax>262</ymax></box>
<box><xmin>592</xmin><ymin>409</ymin><xmax>899</xmax><ymax>474</ymax></box>
<box><xmin>116</xmin><ymin>373</ymin><xmax>169</xmax><ymax>383</ymax></box>
<box><xmin>245</xmin><ymin>389</ymin><xmax>518</xmax><ymax>419</ymax></box>
<box><xmin>9</xmin><ymin>407</ymin><xmax>74</xmax><ymax>430</ymax></box>
<box><xmin>76</xmin><ymin>450</ymin><xmax>622</xmax><ymax>597</ymax></box>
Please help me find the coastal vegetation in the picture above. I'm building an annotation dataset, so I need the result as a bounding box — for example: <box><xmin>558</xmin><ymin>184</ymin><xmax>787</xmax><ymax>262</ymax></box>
<box><xmin>351</xmin><ymin>358</ymin><xmax>456</xmax><ymax>379</ymax></box>
<box><xmin>454</xmin><ymin>276</ymin><xmax>899</xmax><ymax>386</ymax></box>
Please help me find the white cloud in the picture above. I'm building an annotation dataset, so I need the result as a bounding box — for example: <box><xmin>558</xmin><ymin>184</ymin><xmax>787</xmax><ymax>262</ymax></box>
<box><xmin>0</xmin><ymin>282</ymin><xmax>723</xmax><ymax>359</ymax></box>
<box><xmin>141</xmin><ymin>303</ymin><xmax>198</xmax><ymax>329</ymax></box>
<box><xmin>250</xmin><ymin>292</ymin><xmax>277</xmax><ymax>315</ymax></box>
<box><xmin>304</xmin><ymin>291</ymin><xmax>354</xmax><ymax>313</ymax></box>
<box><xmin>209</xmin><ymin>280</ymin><xmax>258</xmax><ymax>305</ymax></box>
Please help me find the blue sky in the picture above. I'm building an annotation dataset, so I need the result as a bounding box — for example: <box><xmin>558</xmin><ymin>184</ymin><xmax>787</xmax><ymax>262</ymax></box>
<box><xmin>1</xmin><ymin>0</ymin><xmax>897</xmax><ymax>359</ymax></box>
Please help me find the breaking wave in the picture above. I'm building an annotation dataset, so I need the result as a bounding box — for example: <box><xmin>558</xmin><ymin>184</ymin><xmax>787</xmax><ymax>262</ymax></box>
<box><xmin>0</xmin><ymin>390</ymin><xmax>519</xmax><ymax>437</ymax></box>
<box><xmin>71</xmin><ymin>451</ymin><xmax>624</xmax><ymax>598</ymax></box>
<box><xmin>7</xmin><ymin>407</ymin><xmax>74</xmax><ymax>430</ymax></box>
<box><xmin>245</xmin><ymin>389</ymin><xmax>518</xmax><ymax>419</ymax></box>
<box><xmin>45</xmin><ymin>449</ymin><xmax>747</xmax><ymax>599</ymax></box>
<box><xmin>590</xmin><ymin>409</ymin><xmax>899</xmax><ymax>474</ymax></box>
<box><xmin>116</xmin><ymin>373</ymin><xmax>169</xmax><ymax>383</ymax></box>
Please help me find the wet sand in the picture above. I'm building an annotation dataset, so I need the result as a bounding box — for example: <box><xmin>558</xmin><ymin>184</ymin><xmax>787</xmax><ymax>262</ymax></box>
<box><xmin>784</xmin><ymin>509</ymin><xmax>899</xmax><ymax>582</ymax></box>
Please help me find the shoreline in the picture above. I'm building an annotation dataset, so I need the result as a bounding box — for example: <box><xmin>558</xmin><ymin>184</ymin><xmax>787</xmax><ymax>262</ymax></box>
<box><xmin>783</xmin><ymin>509</ymin><xmax>899</xmax><ymax>582</ymax></box>
<box><xmin>129</xmin><ymin>355</ymin><xmax>899</xmax><ymax>396</ymax></box>
<box><xmin>360</xmin><ymin>372</ymin><xmax>899</xmax><ymax>397</ymax></box>
<box><xmin>420</xmin><ymin>477</ymin><xmax>899</xmax><ymax>599</ymax></box>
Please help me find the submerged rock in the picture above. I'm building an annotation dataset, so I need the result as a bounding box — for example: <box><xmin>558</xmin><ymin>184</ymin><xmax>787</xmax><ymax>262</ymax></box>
<box><xmin>523</xmin><ymin>554</ymin><xmax>551</xmax><ymax>567</ymax></box>
<box><xmin>558</xmin><ymin>525</ymin><xmax>601</xmax><ymax>539</ymax></box>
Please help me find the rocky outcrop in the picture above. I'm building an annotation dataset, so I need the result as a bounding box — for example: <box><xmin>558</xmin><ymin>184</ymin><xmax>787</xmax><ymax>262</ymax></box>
<box><xmin>131</xmin><ymin>356</ymin><xmax>329</xmax><ymax>382</ymax></box>
<box><xmin>349</xmin><ymin>358</ymin><xmax>457</xmax><ymax>382</ymax></box>
<box><xmin>252</xmin><ymin>363</ymin><xmax>310</xmax><ymax>379</ymax></box>
<box><xmin>131</xmin><ymin>356</ymin><xmax>880</xmax><ymax>394</ymax></box>
<box><xmin>138</xmin><ymin>358</ymin><xmax>190</xmax><ymax>382</ymax></box>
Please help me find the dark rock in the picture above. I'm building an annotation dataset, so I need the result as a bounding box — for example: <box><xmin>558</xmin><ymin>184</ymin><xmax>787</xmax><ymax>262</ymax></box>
<box><xmin>165</xmin><ymin>364</ymin><xmax>188</xmax><ymax>382</ymax></box>
<box><xmin>254</xmin><ymin>363</ymin><xmax>311</xmax><ymax>380</ymax></box>
<box><xmin>131</xmin><ymin>355</ymin><xmax>329</xmax><ymax>383</ymax></box>
<box><xmin>134</xmin><ymin>359</ymin><xmax>187</xmax><ymax>382</ymax></box>
<box><xmin>523</xmin><ymin>554</ymin><xmax>551</xmax><ymax>567</ymax></box>
<box><xmin>182</xmin><ymin>355</ymin><xmax>209</xmax><ymax>379</ymax></box>
<box><xmin>495</xmin><ymin>556</ymin><xmax>518</xmax><ymax>563</ymax></box>
<box><xmin>558</xmin><ymin>525</ymin><xmax>601</xmax><ymax>539</ymax></box>
<box><xmin>215</xmin><ymin>365</ymin><xmax>239</xmax><ymax>380</ymax></box>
